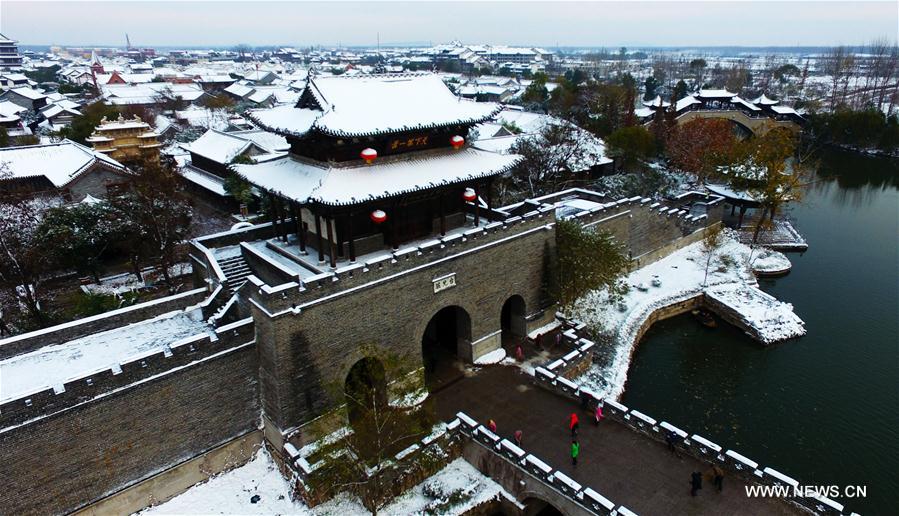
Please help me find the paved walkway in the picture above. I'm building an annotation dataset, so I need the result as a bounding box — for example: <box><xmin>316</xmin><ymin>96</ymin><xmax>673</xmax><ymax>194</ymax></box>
<box><xmin>431</xmin><ymin>365</ymin><xmax>800</xmax><ymax>516</ymax></box>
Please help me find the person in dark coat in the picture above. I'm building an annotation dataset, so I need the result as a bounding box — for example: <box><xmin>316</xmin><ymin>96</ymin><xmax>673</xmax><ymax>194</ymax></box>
<box><xmin>709</xmin><ymin>465</ymin><xmax>724</xmax><ymax>492</ymax></box>
<box><xmin>690</xmin><ymin>471</ymin><xmax>703</xmax><ymax>496</ymax></box>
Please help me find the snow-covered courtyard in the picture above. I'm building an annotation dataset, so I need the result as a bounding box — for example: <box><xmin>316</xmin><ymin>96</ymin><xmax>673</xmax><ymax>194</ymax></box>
<box><xmin>139</xmin><ymin>448</ymin><xmax>511</xmax><ymax>516</ymax></box>
<box><xmin>568</xmin><ymin>231</ymin><xmax>805</xmax><ymax>400</ymax></box>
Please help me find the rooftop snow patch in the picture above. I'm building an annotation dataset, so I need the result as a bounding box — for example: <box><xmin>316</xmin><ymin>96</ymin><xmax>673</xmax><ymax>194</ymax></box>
<box><xmin>0</xmin><ymin>140</ymin><xmax>125</xmax><ymax>187</ymax></box>
<box><xmin>247</xmin><ymin>104</ymin><xmax>320</xmax><ymax>136</ymax></box>
<box><xmin>306</xmin><ymin>73</ymin><xmax>502</xmax><ymax>137</ymax></box>
<box><xmin>235</xmin><ymin>147</ymin><xmax>520</xmax><ymax>206</ymax></box>
<box><xmin>185</xmin><ymin>129</ymin><xmax>262</xmax><ymax>164</ymax></box>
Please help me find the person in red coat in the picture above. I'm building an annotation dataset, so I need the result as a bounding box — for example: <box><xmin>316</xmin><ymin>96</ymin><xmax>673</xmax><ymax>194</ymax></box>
<box><xmin>569</xmin><ymin>412</ymin><xmax>579</xmax><ymax>437</ymax></box>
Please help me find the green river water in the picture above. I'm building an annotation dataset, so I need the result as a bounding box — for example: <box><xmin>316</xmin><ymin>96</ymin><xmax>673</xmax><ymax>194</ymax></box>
<box><xmin>621</xmin><ymin>149</ymin><xmax>899</xmax><ymax>514</ymax></box>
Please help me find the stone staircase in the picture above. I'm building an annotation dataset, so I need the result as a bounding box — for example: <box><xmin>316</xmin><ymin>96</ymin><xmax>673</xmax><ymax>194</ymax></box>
<box><xmin>218</xmin><ymin>255</ymin><xmax>252</xmax><ymax>294</ymax></box>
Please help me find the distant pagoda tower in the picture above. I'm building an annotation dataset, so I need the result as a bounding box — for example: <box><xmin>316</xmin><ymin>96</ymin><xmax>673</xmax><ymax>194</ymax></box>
<box><xmin>86</xmin><ymin>114</ymin><xmax>161</xmax><ymax>163</ymax></box>
<box><xmin>0</xmin><ymin>33</ymin><xmax>24</xmax><ymax>69</ymax></box>
<box><xmin>90</xmin><ymin>50</ymin><xmax>105</xmax><ymax>74</ymax></box>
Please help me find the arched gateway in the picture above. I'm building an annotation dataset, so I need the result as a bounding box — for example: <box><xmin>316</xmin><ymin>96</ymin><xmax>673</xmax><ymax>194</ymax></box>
<box><xmin>421</xmin><ymin>305</ymin><xmax>471</xmax><ymax>389</ymax></box>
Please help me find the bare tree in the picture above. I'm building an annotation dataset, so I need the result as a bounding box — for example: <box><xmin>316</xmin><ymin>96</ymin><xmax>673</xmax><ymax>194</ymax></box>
<box><xmin>823</xmin><ymin>46</ymin><xmax>849</xmax><ymax>111</ymax></box>
<box><xmin>0</xmin><ymin>166</ymin><xmax>54</xmax><ymax>328</ymax></box>
<box><xmin>700</xmin><ymin>224</ymin><xmax>723</xmax><ymax>287</ymax></box>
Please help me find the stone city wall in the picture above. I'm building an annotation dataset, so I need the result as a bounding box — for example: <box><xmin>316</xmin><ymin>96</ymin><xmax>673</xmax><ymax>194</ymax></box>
<box><xmin>0</xmin><ymin>320</ymin><xmax>260</xmax><ymax>516</ymax></box>
<box><xmin>0</xmin><ymin>287</ymin><xmax>209</xmax><ymax>360</ymax></box>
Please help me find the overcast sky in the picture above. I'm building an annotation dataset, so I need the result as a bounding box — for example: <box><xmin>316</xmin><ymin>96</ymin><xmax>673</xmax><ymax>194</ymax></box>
<box><xmin>1</xmin><ymin>1</ymin><xmax>896</xmax><ymax>48</ymax></box>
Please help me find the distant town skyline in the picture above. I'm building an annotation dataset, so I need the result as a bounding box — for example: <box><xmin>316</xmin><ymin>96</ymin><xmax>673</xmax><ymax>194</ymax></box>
<box><xmin>1</xmin><ymin>1</ymin><xmax>896</xmax><ymax>48</ymax></box>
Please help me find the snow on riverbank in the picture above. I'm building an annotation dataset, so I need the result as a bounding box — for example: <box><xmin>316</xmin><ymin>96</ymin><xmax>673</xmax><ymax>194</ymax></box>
<box><xmin>750</xmin><ymin>247</ymin><xmax>792</xmax><ymax>275</ymax></box>
<box><xmin>567</xmin><ymin>232</ymin><xmax>801</xmax><ymax>400</ymax></box>
<box><xmin>706</xmin><ymin>284</ymin><xmax>805</xmax><ymax>343</ymax></box>
<box><xmin>140</xmin><ymin>448</ymin><xmax>510</xmax><ymax>516</ymax></box>
<box><xmin>0</xmin><ymin>308</ymin><xmax>211</xmax><ymax>402</ymax></box>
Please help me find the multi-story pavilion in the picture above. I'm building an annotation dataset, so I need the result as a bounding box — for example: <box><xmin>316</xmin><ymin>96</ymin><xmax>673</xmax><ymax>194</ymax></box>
<box><xmin>241</xmin><ymin>73</ymin><xmax>519</xmax><ymax>267</ymax></box>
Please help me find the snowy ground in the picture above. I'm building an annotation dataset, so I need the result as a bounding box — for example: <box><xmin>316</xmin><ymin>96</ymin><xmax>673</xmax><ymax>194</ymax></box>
<box><xmin>0</xmin><ymin>308</ymin><xmax>211</xmax><ymax>402</ymax></box>
<box><xmin>82</xmin><ymin>263</ymin><xmax>194</xmax><ymax>296</ymax></box>
<box><xmin>140</xmin><ymin>448</ymin><xmax>510</xmax><ymax>516</ymax></box>
<box><xmin>568</xmin><ymin>232</ymin><xmax>803</xmax><ymax>400</ymax></box>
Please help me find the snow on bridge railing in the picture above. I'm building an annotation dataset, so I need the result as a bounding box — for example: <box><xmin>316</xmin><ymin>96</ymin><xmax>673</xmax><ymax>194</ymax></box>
<box><xmin>452</xmin><ymin>410</ymin><xmax>629</xmax><ymax>516</ymax></box>
<box><xmin>0</xmin><ymin>318</ymin><xmax>255</xmax><ymax>429</ymax></box>
<box><xmin>530</xmin><ymin>316</ymin><xmax>849</xmax><ymax>516</ymax></box>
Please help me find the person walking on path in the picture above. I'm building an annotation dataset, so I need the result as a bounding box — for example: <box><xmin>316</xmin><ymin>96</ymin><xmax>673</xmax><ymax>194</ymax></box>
<box><xmin>594</xmin><ymin>404</ymin><xmax>604</xmax><ymax>425</ymax></box>
<box><xmin>514</xmin><ymin>430</ymin><xmax>523</xmax><ymax>447</ymax></box>
<box><xmin>488</xmin><ymin>419</ymin><xmax>497</xmax><ymax>434</ymax></box>
<box><xmin>665</xmin><ymin>429</ymin><xmax>679</xmax><ymax>454</ymax></box>
<box><xmin>571</xmin><ymin>440</ymin><xmax>580</xmax><ymax>467</ymax></box>
<box><xmin>707</xmin><ymin>465</ymin><xmax>724</xmax><ymax>492</ymax></box>
<box><xmin>690</xmin><ymin>471</ymin><xmax>703</xmax><ymax>497</ymax></box>
<box><xmin>569</xmin><ymin>412</ymin><xmax>579</xmax><ymax>437</ymax></box>
<box><xmin>515</xmin><ymin>343</ymin><xmax>524</xmax><ymax>362</ymax></box>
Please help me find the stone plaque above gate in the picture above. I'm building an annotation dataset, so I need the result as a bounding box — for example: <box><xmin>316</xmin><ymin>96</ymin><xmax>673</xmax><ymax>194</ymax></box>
<box><xmin>433</xmin><ymin>273</ymin><xmax>456</xmax><ymax>294</ymax></box>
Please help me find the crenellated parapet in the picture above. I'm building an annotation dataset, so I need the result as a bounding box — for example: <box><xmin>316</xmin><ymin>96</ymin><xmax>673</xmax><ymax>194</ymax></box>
<box><xmin>0</xmin><ymin>318</ymin><xmax>256</xmax><ymax>429</ymax></box>
<box><xmin>246</xmin><ymin>205</ymin><xmax>558</xmax><ymax>316</ymax></box>
<box><xmin>532</xmin><ymin>318</ymin><xmax>847</xmax><ymax>516</ymax></box>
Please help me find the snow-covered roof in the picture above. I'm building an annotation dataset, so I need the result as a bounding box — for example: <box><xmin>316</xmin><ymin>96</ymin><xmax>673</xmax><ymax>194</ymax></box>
<box><xmin>697</xmin><ymin>89</ymin><xmax>736</xmax><ymax>99</ymax></box>
<box><xmin>102</xmin><ymin>83</ymin><xmax>205</xmax><ymax>105</ymax></box>
<box><xmin>0</xmin><ymin>140</ymin><xmax>125</xmax><ymax>188</ymax></box>
<box><xmin>185</xmin><ymin>129</ymin><xmax>261</xmax><ymax>164</ymax></box>
<box><xmin>770</xmin><ymin>105</ymin><xmax>801</xmax><ymax>116</ymax></box>
<box><xmin>675</xmin><ymin>95</ymin><xmax>701</xmax><ymax>111</ymax></box>
<box><xmin>9</xmin><ymin>86</ymin><xmax>46</xmax><ymax>100</ymax></box>
<box><xmin>235</xmin><ymin>147</ymin><xmax>520</xmax><ymax>206</ymax></box>
<box><xmin>224</xmin><ymin>82</ymin><xmax>254</xmax><ymax>98</ymax></box>
<box><xmin>705</xmin><ymin>183</ymin><xmax>758</xmax><ymax>202</ymax></box>
<box><xmin>40</xmin><ymin>104</ymin><xmax>82</xmax><ymax>119</ymax></box>
<box><xmin>181</xmin><ymin>164</ymin><xmax>227</xmax><ymax>196</ymax></box>
<box><xmin>642</xmin><ymin>95</ymin><xmax>670</xmax><ymax>108</ymax></box>
<box><xmin>634</xmin><ymin>107</ymin><xmax>655</xmax><ymax>118</ymax></box>
<box><xmin>247</xmin><ymin>104</ymin><xmax>320</xmax><ymax>136</ymax></box>
<box><xmin>304</xmin><ymin>73</ymin><xmax>501</xmax><ymax>137</ymax></box>
<box><xmin>0</xmin><ymin>100</ymin><xmax>27</xmax><ymax>117</ymax></box>
<box><xmin>229</xmin><ymin>129</ymin><xmax>290</xmax><ymax>152</ymax></box>
<box><xmin>731</xmin><ymin>96</ymin><xmax>761</xmax><ymax>111</ymax></box>
<box><xmin>751</xmin><ymin>94</ymin><xmax>779</xmax><ymax>106</ymax></box>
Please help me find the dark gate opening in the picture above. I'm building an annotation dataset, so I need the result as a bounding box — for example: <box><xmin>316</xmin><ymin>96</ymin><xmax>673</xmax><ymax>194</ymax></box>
<box><xmin>422</xmin><ymin>305</ymin><xmax>471</xmax><ymax>390</ymax></box>
<box><xmin>501</xmin><ymin>294</ymin><xmax>526</xmax><ymax>346</ymax></box>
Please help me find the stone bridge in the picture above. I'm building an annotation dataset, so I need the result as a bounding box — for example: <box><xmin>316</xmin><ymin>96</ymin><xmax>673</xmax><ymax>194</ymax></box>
<box><xmin>675</xmin><ymin>109</ymin><xmax>802</xmax><ymax>137</ymax></box>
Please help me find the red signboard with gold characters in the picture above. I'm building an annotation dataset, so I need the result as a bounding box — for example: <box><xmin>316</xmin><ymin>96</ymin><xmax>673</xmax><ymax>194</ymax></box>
<box><xmin>388</xmin><ymin>135</ymin><xmax>429</xmax><ymax>152</ymax></box>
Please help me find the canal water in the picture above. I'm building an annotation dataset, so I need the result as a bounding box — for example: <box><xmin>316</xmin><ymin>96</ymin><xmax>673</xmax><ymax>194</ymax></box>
<box><xmin>621</xmin><ymin>149</ymin><xmax>898</xmax><ymax>514</ymax></box>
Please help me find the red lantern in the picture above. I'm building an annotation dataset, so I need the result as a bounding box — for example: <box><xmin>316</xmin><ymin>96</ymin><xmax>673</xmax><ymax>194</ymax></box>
<box><xmin>463</xmin><ymin>187</ymin><xmax>477</xmax><ymax>202</ymax></box>
<box><xmin>450</xmin><ymin>135</ymin><xmax>465</xmax><ymax>150</ymax></box>
<box><xmin>360</xmin><ymin>148</ymin><xmax>377</xmax><ymax>164</ymax></box>
<box><xmin>370</xmin><ymin>209</ymin><xmax>387</xmax><ymax>224</ymax></box>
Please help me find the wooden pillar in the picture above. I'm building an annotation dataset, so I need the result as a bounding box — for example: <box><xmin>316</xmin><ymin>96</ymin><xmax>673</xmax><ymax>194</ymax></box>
<box><xmin>347</xmin><ymin>212</ymin><xmax>356</xmax><ymax>262</ymax></box>
<box><xmin>473</xmin><ymin>186</ymin><xmax>480</xmax><ymax>227</ymax></box>
<box><xmin>730</xmin><ymin>204</ymin><xmax>736</xmax><ymax>216</ymax></box>
<box><xmin>390</xmin><ymin>203</ymin><xmax>399</xmax><ymax>250</ymax></box>
<box><xmin>738</xmin><ymin>206</ymin><xmax>747</xmax><ymax>228</ymax></box>
<box><xmin>486</xmin><ymin>179</ymin><xmax>493</xmax><ymax>221</ymax></box>
<box><xmin>268</xmin><ymin>193</ymin><xmax>279</xmax><ymax>237</ymax></box>
<box><xmin>439</xmin><ymin>192</ymin><xmax>446</xmax><ymax>236</ymax></box>
<box><xmin>326</xmin><ymin>216</ymin><xmax>337</xmax><ymax>268</ymax></box>
<box><xmin>273</xmin><ymin>197</ymin><xmax>287</xmax><ymax>242</ymax></box>
<box><xmin>293</xmin><ymin>203</ymin><xmax>307</xmax><ymax>254</ymax></box>
<box><xmin>314</xmin><ymin>212</ymin><xmax>325</xmax><ymax>263</ymax></box>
